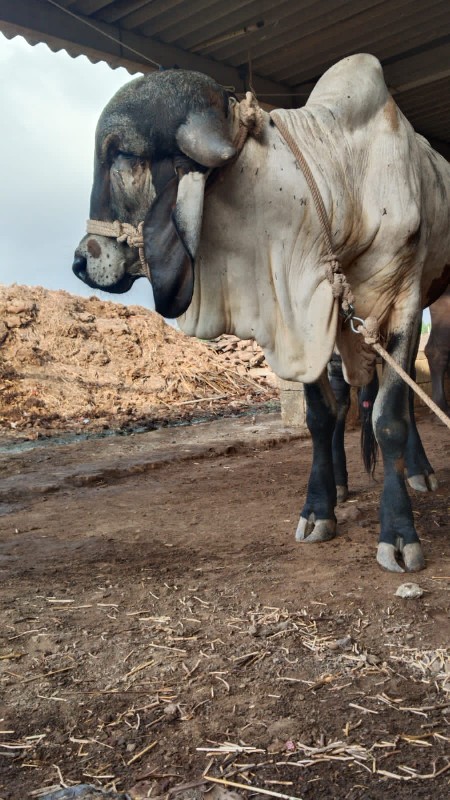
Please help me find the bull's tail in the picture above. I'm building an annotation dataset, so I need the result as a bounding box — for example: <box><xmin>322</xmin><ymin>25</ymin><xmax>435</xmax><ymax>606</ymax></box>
<box><xmin>359</xmin><ymin>372</ymin><xmax>379</xmax><ymax>477</ymax></box>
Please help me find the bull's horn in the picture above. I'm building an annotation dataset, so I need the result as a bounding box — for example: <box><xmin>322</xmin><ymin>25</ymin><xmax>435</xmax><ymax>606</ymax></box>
<box><xmin>176</xmin><ymin>109</ymin><xmax>236</xmax><ymax>167</ymax></box>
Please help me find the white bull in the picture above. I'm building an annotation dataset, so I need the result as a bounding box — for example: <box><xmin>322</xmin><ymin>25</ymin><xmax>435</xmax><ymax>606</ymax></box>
<box><xmin>73</xmin><ymin>54</ymin><xmax>450</xmax><ymax>572</ymax></box>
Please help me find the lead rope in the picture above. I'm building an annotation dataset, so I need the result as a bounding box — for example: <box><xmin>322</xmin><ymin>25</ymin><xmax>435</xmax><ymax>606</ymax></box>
<box><xmin>270</xmin><ymin>111</ymin><xmax>450</xmax><ymax>430</ymax></box>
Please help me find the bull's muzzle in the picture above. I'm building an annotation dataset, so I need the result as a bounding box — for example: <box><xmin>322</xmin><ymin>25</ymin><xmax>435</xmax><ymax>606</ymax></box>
<box><xmin>72</xmin><ymin>238</ymin><xmax>139</xmax><ymax>294</ymax></box>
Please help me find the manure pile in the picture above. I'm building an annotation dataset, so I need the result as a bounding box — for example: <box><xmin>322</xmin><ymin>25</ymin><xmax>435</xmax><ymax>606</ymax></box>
<box><xmin>0</xmin><ymin>285</ymin><xmax>278</xmax><ymax>439</ymax></box>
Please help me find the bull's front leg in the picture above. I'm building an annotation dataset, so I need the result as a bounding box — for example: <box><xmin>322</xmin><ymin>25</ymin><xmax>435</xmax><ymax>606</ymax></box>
<box><xmin>296</xmin><ymin>372</ymin><xmax>337</xmax><ymax>542</ymax></box>
<box><xmin>374</xmin><ymin>325</ymin><xmax>425</xmax><ymax>573</ymax></box>
<box><xmin>327</xmin><ymin>354</ymin><xmax>351</xmax><ymax>503</ymax></box>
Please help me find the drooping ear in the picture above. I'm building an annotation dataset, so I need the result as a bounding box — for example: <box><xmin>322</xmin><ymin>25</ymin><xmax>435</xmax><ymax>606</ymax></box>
<box><xmin>143</xmin><ymin>170</ymin><xmax>206</xmax><ymax>318</ymax></box>
<box><xmin>176</xmin><ymin>108</ymin><xmax>236</xmax><ymax>167</ymax></box>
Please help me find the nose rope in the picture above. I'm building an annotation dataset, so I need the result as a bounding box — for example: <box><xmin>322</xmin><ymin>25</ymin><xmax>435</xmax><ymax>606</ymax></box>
<box><xmin>86</xmin><ymin>219</ymin><xmax>150</xmax><ymax>279</ymax></box>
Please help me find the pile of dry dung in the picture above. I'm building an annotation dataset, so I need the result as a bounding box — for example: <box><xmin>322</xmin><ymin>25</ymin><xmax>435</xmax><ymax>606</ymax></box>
<box><xmin>0</xmin><ymin>284</ymin><xmax>278</xmax><ymax>439</ymax></box>
<box><xmin>208</xmin><ymin>334</ymin><xmax>278</xmax><ymax>384</ymax></box>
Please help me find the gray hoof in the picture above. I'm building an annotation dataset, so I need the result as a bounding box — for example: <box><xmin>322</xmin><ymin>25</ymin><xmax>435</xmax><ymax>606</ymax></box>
<box><xmin>402</xmin><ymin>542</ymin><xmax>425</xmax><ymax>572</ymax></box>
<box><xmin>336</xmin><ymin>484</ymin><xmax>349</xmax><ymax>504</ymax></box>
<box><xmin>376</xmin><ymin>542</ymin><xmax>405</xmax><ymax>573</ymax></box>
<box><xmin>295</xmin><ymin>514</ymin><xmax>336</xmax><ymax>543</ymax></box>
<box><xmin>427</xmin><ymin>473</ymin><xmax>439</xmax><ymax>492</ymax></box>
<box><xmin>407</xmin><ymin>473</ymin><xmax>438</xmax><ymax>492</ymax></box>
<box><xmin>377</xmin><ymin>540</ymin><xmax>425</xmax><ymax>573</ymax></box>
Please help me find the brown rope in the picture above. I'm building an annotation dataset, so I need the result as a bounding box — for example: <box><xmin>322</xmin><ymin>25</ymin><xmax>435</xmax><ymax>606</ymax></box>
<box><xmin>270</xmin><ymin>112</ymin><xmax>450</xmax><ymax>429</ymax></box>
<box><xmin>270</xmin><ymin>111</ymin><xmax>354</xmax><ymax>314</ymax></box>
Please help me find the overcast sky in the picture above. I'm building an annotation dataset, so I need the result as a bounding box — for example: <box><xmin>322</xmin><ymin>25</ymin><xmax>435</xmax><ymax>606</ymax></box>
<box><xmin>0</xmin><ymin>32</ymin><xmax>154</xmax><ymax>308</ymax></box>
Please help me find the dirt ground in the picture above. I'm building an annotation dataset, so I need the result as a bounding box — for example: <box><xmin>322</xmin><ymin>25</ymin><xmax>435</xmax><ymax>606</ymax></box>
<box><xmin>0</xmin><ymin>409</ymin><xmax>448</xmax><ymax>800</ymax></box>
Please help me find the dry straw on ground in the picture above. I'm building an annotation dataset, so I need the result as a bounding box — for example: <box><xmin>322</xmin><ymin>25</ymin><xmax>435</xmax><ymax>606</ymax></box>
<box><xmin>4</xmin><ymin>592</ymin><xmax>449</xmax><ymax>796</ymax></box>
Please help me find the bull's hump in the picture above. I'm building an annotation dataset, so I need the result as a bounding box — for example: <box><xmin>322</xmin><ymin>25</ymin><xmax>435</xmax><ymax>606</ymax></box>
<box><xmin>306</xmin><ymin>54</ymin><xmax>389</xmax><ymax>130</ymax></box>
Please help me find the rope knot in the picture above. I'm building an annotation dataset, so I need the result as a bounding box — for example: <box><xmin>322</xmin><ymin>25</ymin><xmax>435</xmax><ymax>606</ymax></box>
<box><xmin>117</xmin><ymin>221</ymin><xmax>144</xmax><ymax>250</ymax></box>
<box><xmin>238</xmin><ymin>92</ymin><xmax>264</xmax><ymax>137</ymax></box>
<box><xmin>357</xmin><ymin>316</ymin><xmax>380</xmax><ymax>345</ymax></box>
<box><xmin>323</xmin><ymin>254</ymin><xmax>355</xmax><ymax>310</ymax></box>
<box><xmin>324</xmin><ymin>254</ymin><xmax>341</xmax><ymax>282</ymax></box>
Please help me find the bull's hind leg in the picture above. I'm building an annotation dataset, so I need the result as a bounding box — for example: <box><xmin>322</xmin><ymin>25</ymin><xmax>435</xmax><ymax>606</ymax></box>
<box><xmin>405</xmin><ymin>377</ymin><xmax>438</xmax><ymax>492</ymax></box>
<box><xmin>405</xmin><ymin>328</ymin><xmax>438</xmax><ymax>492</ymax></box>
<box><xmin>296</xmin><ymin>372</ymin><xmax>337</xmax><ymax>542</ymax></box>
<box><xmin>374</xmin><ymin>322</ymin><xmax>425</xmax><ymax>573</ymax></box>
<box><xmin>425</xmin><ymin>336</ymin><xmax>450</xmax><ymax>415</ymax></box>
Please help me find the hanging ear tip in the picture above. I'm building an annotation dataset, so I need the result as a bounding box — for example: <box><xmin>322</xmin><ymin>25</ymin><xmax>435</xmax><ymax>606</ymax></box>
<box><xmin>142</xmin><ymin>175</ymin><xmax>197</xmax><ymax>318</ymax></box>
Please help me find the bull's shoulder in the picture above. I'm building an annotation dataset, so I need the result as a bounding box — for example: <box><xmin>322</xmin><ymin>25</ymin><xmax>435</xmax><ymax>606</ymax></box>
<box><xmin>416</xmin><ymin>135</ymin><xmax>450</xmax><ymax>202</ymax></box>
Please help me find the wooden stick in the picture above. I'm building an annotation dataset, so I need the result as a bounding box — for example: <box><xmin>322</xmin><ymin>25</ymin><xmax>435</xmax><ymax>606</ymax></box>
<box><xmin>171</xmin><ymin>395</ymin><xmax>228</xmax><ymax>406</ymax></box>
<box><xmin>126</xmin><ymin>739</ymin><xmax>157</xmax><ymax>766</ymax></box>
<box><xmin>204</xmin><ymin>774</ymin><xmax>304</xmax><ymax>800</ymax></box>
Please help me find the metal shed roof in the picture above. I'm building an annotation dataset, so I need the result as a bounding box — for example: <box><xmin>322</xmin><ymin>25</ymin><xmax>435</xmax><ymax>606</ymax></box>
<box><xmin>1</xmin><ymin>0</ymin><xmax>449</xmax><ymax>156</ymax></box>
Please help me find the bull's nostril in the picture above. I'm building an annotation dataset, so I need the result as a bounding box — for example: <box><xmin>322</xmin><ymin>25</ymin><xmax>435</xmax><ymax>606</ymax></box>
<box><xmin>72</xmin><ymin>254</ymin><xmax>87</xmax><ymax>280</ymax></box>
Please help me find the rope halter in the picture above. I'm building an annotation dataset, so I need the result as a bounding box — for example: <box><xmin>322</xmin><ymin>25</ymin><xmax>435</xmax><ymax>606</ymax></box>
<box><xmin>85</xmin><ymin>219</ymin><xmax>149</xmax><ymax>278</ymax></box>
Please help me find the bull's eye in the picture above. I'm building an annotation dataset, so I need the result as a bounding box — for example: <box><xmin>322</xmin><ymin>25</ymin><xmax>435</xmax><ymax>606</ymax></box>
<box><xmin>112</xmin><ymin>152</ymin><xmax>148</xmax><ymax>173</ymax></box>
<box><xmin>109</xmin><ymin>151</ymin><xmax>155</xmax><ymax>220</ymax></box>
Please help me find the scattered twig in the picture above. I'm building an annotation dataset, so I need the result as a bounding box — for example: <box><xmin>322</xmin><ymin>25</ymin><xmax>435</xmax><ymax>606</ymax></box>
<box><xmin>126</xmin><ymin>739</ymin><xmax>157</xmax><ymax>766</ymax></box>
<box><xmin>204</xmin><ymin>773</ymin><xmax>304</xmax><ymax>800</ymax></box>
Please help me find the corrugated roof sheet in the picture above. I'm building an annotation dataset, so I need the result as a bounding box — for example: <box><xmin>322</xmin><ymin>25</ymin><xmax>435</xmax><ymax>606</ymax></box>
<box><xmin>1</xmin><ymin>0</ymin><xmax>449</xmax><ymax>153</ymax></box>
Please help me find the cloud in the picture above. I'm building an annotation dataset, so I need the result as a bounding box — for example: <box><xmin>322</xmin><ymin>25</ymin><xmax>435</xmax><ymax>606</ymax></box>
<box><xmin>0</xmin><ymin>33</ymin><xmax>154</xmax><ymax>308</ymax></box>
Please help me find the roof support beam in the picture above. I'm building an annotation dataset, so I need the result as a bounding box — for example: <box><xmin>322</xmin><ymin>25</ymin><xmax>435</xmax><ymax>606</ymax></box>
<box><xmin>0</xmin><ymin>0</ymin><xmax>292</xmax><ymax>106</ymax></box>
<box><xmin>383</xmin><ymin>41</ymin><xmax>450</xmax><ymax>93</ymax></box>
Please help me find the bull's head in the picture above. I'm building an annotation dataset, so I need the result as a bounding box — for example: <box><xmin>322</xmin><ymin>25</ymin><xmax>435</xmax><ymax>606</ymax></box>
<box><xmin>72</xmin><ymin>70</ymin><xmax>236</xmax><ymax>317</ymax></box>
